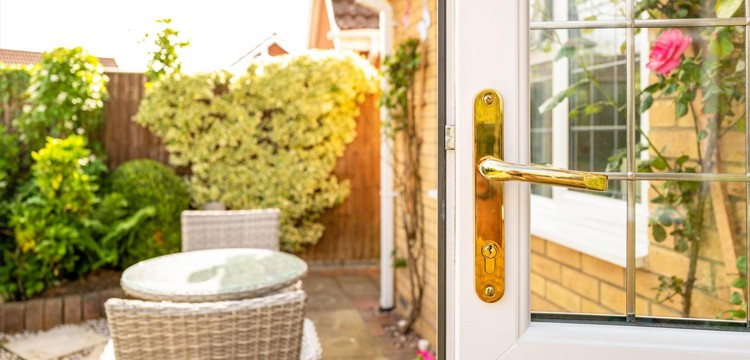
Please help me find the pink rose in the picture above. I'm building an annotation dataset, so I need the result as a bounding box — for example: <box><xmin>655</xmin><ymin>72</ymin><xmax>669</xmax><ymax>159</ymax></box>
<box><xmin>646</xmin><ymin>29</ymin><xmax>692</xmax><ymax>75</ymax></box>
<box><xmin>417</xmin><ymin>350</ymin><xmax>435</xmax><ymax>360</ymax></box>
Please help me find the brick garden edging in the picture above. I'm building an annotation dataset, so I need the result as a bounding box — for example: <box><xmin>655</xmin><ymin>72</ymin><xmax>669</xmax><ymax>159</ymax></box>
<box><xmin>0</xmin><ymin>287</ymin><xmax>125</xmax><ymax>334</ymax></box>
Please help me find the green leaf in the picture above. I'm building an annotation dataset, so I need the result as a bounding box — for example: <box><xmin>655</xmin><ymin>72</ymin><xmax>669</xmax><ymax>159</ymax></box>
<box><xmin>730</xmin><ymin>309</ymin><xmax>747</xmax><ymax>318</ymax></box>
<box><xmin>584</xmin><ymin>103</ymin><xmax>603</xmax><ymax>115</ymax></box>
<box><xmin>652</xmin><ymin>224</ymin><xmax>667</xmax><ymax>242</ymax></box>
<box><xmin>731</xmin><ymin>277</ymin><xmax>746</xmax><ymax>289</ymax></box>
<box><xmin>716</xmin><ymin>0</ymin><xmax>744</xmax><ymax>18</ymax></box>
<box><xmin>730</xmin><ymin>291</ymin><xmax>743</xmax><ymax>305</ymax></box>
<box><xmin>676</xmin><ymin>155</ymin><xmax>690</xmax><ymax>167</ymax></box>
<box><xmin>676</xmin><ymin>101</ymin><xmax>688</xmax><ymax>119</ymax></box>
<box><xmin>658</xmin><ymin>212</ymin><xmax>673</xmax><ymax>226</ymax></box>
<box><xmin>737</xmin><ymin>256</ymin><xmax>747</xmax><ymax>274</ymax></box>
<box><xmin>697</xmin><ymin>130</ymin><xmax>709</xmax><ymax>141</ymax></box>
<box><xmin>640</xmin><ymin>94</ymin><xmax>654</xmax><ymax>113</ymax></box>
<box><xmin>708</xmin><ymin>30</ymin><xmax>735</xmax><ymax>57</ymax></box>
<box><xmin>735</xmin><ymin>116</ymin><xmax>746</xmax><ymax>132</ymax></box>
<box><xmin>651</xmin><ymin>156</ymin><xmax>667</xmax><ymax>170</ymax></box>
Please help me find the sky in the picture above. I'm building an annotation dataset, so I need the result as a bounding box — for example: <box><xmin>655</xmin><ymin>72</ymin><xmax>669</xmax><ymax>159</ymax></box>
<box><xmin>0</xmin><ymin>0</ymin><xmax>311</xmax><ymax>73</ymax></box>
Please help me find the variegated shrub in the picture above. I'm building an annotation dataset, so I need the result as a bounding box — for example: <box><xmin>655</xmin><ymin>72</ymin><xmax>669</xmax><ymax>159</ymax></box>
<box><xmin>135</xmin><ymin>51</ymin><xmax>379</xmax><ymax>251</ymax></box>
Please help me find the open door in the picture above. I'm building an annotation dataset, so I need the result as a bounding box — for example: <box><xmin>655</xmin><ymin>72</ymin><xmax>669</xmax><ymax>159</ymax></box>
<box><xmin>445</xmin><ymin>0</ymin><xmax>750</xmax><ymax>358</ymax></box>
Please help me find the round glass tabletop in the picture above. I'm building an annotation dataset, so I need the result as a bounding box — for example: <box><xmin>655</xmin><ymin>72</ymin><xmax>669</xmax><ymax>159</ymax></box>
<box><xmin>121</xmin><ymin>248</ymin><xmax>308</xmax><ymax>302</ymax></box>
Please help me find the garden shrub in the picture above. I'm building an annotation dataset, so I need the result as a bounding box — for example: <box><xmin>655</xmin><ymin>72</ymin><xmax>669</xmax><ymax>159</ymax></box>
<box><xmin>0</xmin><ymin>64</ymin><xmax>31</xmax><ymax>127</ymax></box>
<box><xmin>135</xmin><ymin>51</ymin><xmax>379</xmax><ymax>251</ymax></box>
<box><xmin>15</xmin><ymin>47</ymin><xmax>108</xmax><ymax>151</ymax></box>
<box><xmin>4</xmin><ymin>136</ymin><xmax>153</xmax><ymax>299</ymax></box>
<box><xmin>0</xmin><ymin>126</ymin><xmax>19</xmax><ymax>197</ymax></box>
<box><xmin>108</xmin><ymin>159</ymin><xmax>190</xmax><ymax>266</ymax></box>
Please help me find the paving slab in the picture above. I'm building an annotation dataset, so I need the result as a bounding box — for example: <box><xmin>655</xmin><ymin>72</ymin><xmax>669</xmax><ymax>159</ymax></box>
<box><xmin>307</xmin><ymin>308</ymin><xmax>382</xmax><ymax>359</ymax></box>
<box><xmin>335</xmin><ymin>274</ymin><xmax>380</xmax><ymax>297</ymax></box>
<box><xmin>1</xmin><ymin>326</ymin><xmax>108</xmax><ymax>360</ymax></box>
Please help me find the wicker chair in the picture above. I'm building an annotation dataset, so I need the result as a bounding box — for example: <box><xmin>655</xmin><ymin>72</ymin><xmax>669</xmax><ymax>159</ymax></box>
<box><xmin>103</xmin><ymin>290</ymin><xmax>322</xmax><ymax>360</ymax></box>
<box><xmin>181</xmin><ymin>209</ymin><xmax>281</xmax><ymax>252</ymax></box>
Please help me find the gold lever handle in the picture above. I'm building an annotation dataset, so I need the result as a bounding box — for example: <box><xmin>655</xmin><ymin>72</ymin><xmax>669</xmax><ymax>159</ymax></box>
<box><xmin>472</xmin><ymin>89</ymin><xmax>610</xmax><ymax>304</ymax></box>
<box><xmin>478</xmin><ymin>156</ymin><xmax>608</xmax><ymax>192</ymax></box>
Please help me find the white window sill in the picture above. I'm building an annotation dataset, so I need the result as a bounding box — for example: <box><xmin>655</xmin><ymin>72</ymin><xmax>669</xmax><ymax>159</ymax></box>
<box><xmin>530</xmin><ymin>191</ymin><xmax>649</xmax><ymax>268</ymax></box>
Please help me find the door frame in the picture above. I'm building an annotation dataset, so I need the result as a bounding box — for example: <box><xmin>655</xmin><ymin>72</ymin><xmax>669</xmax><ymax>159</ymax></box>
<box><xmin>441</xmin><ymin>0</ymin><xmax>750</xmax><ymax>358</ymax></box>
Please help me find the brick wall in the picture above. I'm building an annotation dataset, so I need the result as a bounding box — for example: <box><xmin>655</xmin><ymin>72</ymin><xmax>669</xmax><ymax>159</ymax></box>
<box><xmin>0</xmin><ymin>287</ymin><xmax>124</xmax><ymax>333</ymax></box>
<box><xmin>388</xmin><ymin>0</ymin><xmax>438</xmax><ymax>346</ymax></box>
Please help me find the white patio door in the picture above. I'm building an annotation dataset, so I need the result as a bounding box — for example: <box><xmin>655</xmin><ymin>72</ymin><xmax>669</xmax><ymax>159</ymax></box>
<box><xmin>447</xmin><ymin>0</ymin><xmax>750</xmax><ymax>358</ymax></box>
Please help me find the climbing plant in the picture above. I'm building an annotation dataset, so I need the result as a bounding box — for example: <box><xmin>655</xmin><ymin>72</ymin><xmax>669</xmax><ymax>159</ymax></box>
<box><xmin>143</xmin><ymin>18</ymin><xmax>190</xmax><ymax>83</ymax></box>
<box><xmin>381</xmin><ymin>38</ymin><xmax>425</xmax><ymax>332</ymax></box>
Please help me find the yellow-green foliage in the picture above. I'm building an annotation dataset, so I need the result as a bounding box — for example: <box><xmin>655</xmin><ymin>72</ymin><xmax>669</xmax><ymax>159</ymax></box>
<box><xmin>135</xmin><ymin>51</ymin><xmax>379</xmax><ymax>251</ymax></box>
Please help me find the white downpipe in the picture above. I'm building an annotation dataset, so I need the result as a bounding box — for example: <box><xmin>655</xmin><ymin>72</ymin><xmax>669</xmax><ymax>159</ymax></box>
<box><xmin>373</xmin><ymin>2</ymin><xmax>395</xmax><ymax>311</ymax></box>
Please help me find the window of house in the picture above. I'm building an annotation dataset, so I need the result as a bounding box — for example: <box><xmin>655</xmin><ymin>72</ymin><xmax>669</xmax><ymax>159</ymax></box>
<box><xmin>529</xmin><ymin>1</ymin><xmax>649</xmax><ymax>267</ymax></box>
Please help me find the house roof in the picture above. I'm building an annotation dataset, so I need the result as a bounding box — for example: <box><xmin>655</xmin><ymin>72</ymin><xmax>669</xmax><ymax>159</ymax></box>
<box><xmin>0</xmin><ymin>49</ymin><xmax>119</xmax><ymax>70</ymax></box>
<box><xmin>228</xmin><ymin>33</ymin><xmax>293</xmax><ymax>71</ymax></box>
<box><xmin>331</xmin><ymin>0</ymin><xmax>379</xmax><ymax>30</ymax></box>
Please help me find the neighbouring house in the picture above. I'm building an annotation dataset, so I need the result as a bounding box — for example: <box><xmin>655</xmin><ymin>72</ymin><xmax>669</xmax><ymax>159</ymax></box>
<box><xmin>308</xmin><ymin>0</ymin><xmax>380</xmax><ymax>63</ymax></box>
<box><xmin>0</xmin><ymin>48</ymin><xmax>119</xmax><ymax>70</ymax></box>
<box><xmin>227</xmin><ymin>33</ymin><xmax>292</xmax><ymax>74</ymax></box>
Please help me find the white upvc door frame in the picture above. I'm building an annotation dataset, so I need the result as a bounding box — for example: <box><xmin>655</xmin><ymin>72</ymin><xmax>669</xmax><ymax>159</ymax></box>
<box><xmin>446</xmin><ymin>0</ymin><xmax>750</xmax><ymax>358</ymax></box>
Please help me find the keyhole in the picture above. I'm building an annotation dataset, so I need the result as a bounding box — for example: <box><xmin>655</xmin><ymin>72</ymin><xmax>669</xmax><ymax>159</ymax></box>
<box><xmin>481</xmin><ymin>242</ymin><xmax>498</xmax><ymax>273</ymax></box>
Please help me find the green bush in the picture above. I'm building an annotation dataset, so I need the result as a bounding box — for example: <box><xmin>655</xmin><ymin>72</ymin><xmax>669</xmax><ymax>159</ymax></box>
<box><xmin>15</xmin><ymin>47</ymin><xmax>108</xmax><ymax>151</ymax></box>
<box><xmin>0</xmin><ymin>126</ymin><xmax>19</xmax><ymax>197</ymax></box>
<box><xmin>4</xmin><ymin>136</ymin><xmax>153</xmax><ymax>300</ymax></box>
<box><xmin>0</xmin><ymin>64</ymin><xmax>31</xmax><ymax>126</ymax></box>
<box><xmin>108</xmin><ymin>159</ymin><xmax>190</xmax><ymax>266</ymax></box>
<box><xmin>135</xmin><ymin>51</ymin><xmax>379</xmax><ymax>251</ymax></box>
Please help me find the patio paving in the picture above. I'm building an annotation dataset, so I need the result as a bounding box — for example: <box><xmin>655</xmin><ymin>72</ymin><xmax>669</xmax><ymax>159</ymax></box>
<box><xmin>302</xmin><ymin>267</ymin><xmax>417</xmax><ymax>360</ymax></box>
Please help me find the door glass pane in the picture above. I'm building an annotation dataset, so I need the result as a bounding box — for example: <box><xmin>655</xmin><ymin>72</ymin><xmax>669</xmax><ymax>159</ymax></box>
<box><xmin>531</xmin><ymin>0</ymin><xmax>627</xmax><ymax>22</ymax></box>
<box><xmin>636</xmin><ymin>0</ymin><xmax>746</xmax><ymax>19</ymax></box>
<box><xmin>529</xmin><ymin>0</ymin><xmax>750</xmax><ymax>330</ymax></box>
<box><xmin>636</xmin><ymin>181</ymin><xmax>747</xmax><ymax>322</ymax></box>
<box><xmin>530</xmin><ymin>181</ymin><xmax>627</xmax><ymax>316</ymax></box>
<box><xmin>638</xmin><ymin>27</ymin><xmax>746</xmax><ymax>175</ymax></box>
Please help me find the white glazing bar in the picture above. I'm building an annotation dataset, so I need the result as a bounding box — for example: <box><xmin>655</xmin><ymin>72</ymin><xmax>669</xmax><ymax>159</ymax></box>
<box><xmin>531</xmin><ymin>17</ymin><xmax>748</xmax><ymax>30</ymax></box>
<box><xmin>626</xmin><ymin>0</ymin><xmax>636</xmax><ymax>322</ymax></box>
<box><xmin>599</xmin><ymin>172</ymin><xmax>749</xmax><ymax>182</ymax></box>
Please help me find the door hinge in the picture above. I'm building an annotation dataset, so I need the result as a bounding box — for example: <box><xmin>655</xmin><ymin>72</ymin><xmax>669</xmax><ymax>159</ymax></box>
<box><xmin>445</xmin><ymin>125</ymin><xmax>455</xmax><ymax>150</ymax></box>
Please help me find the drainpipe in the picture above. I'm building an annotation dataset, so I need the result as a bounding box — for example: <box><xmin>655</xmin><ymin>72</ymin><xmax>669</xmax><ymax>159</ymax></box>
<box><xmin>358</xmin><ymin>0</ymin><xmax>395</xmax><ymax>312</ymax></box>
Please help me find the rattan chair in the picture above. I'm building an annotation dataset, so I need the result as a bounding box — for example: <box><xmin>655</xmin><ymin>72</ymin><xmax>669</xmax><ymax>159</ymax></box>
<box><xmin>181</xmin><ymin>209</ymin><xmax>281</xmax><ymax>252</ymax></box>
<box><xmin>103</xmin><ymin>290</ymin><xmax>322</xmax><ymax>360</ymax></box>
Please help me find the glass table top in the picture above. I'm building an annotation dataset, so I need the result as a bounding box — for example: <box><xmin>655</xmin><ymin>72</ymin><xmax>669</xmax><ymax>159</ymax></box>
<box><xmin>121</xmin><ymin>248</ymin><xmax>308</xmax><ymax>302</ymax></box>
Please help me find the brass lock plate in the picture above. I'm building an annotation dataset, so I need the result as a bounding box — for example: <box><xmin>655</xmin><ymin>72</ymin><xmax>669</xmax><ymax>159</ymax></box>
<box><xmin>474</xmin><ymin>89</ymin><xmax>505</xmax><ymax>303</ymax></box>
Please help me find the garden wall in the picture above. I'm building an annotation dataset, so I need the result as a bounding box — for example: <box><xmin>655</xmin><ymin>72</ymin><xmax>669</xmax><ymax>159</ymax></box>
<box><xmin>99</xmin><ymin>72</ymin><xmax>380</xmax><ymax>263</ymax></box>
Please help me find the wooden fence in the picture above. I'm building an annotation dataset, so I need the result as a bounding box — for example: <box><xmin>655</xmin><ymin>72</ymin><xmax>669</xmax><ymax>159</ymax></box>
<box><xmin>100</xmin><ymin>72</ymin><xmax>380</xmax><ymax>263</ymax></box>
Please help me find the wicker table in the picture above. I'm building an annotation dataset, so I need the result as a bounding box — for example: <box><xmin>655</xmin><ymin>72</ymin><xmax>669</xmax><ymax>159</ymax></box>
<box><xmin>121</xmin><ymin>248</ymin><xmax>308</xmax><ymax>302</ymax></box>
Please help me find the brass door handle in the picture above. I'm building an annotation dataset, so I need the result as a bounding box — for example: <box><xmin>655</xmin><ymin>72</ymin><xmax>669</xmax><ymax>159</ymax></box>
<box><xmin>478</xmin><ymin>156</ymin><xmax>608</xmax><ymax>192</ymax></box>
<box><xmin>473</xmin><ymin>89</ymin><xmax>609</xmax><ymax>303</ymax></box>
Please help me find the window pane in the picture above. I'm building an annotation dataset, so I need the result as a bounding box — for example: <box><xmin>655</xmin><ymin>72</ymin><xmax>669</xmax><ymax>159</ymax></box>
<box><xmin>636</xmin><ymin>0</ymin><xmax>746</xmax><ymax>19</ymax></box>
<box><xmin>638</xmin><ymin>27</ymin><xmax>746</xmax><ymax>175</ymax></box>
<box><xmin>531</xmin><ymin>63</ymin><xmax>554</xmax><ymax>198</ymax></box>
<box><xmin>636</xmin><ymin>180</ymin><xmax>747</xmax><ymax>322</ymax></box>
<box><xmin>531</xmin><ymin>27</ymin><xmax>633</xmax><ymax>200</ymax></box>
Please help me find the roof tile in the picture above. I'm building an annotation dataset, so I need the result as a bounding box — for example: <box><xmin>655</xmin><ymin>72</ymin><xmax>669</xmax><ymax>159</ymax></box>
<box><xmin>0</xmin><ymin>49</ymin><xmax>119</xmax><ymax>70</ymax></box>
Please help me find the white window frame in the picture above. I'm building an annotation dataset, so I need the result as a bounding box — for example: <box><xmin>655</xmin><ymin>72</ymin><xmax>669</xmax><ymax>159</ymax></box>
<box><xmin>529</xmin><ymin>1</ymin><xmax>651</xmax><ymax>268</ymax></box>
